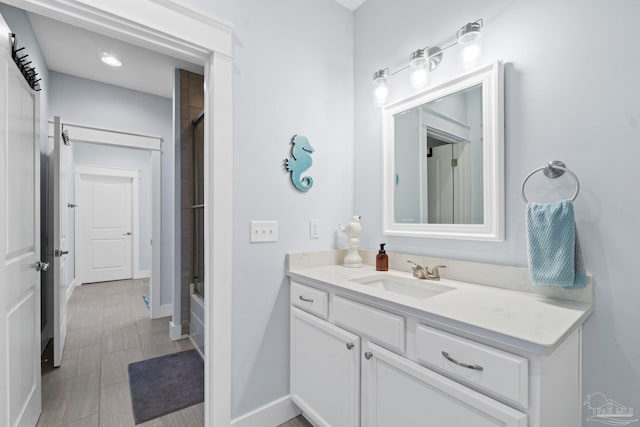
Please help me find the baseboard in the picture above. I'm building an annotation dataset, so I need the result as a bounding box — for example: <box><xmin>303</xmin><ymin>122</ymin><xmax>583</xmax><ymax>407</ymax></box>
<box><xmin>169</xmin><ymin>320</ymin><xmax>187</xmax><ymax>341</ymax></box>
<box><xmin>152</xmin><ymin>303</ymin><xmax>173</xmax><ymax>319</ymax></box>
<box><xmin>231</xmin><ymin>396</ymin><xmax>301</xmax><ymax>427</ymax></box>
<box><xmin>133</xmin><ymin>269</ymin><xmax>150</xmax><ymax>279</ymax></box>
<box><xmin>66</xmin><ymin>278</ymin><xmax>77</xmax><ymax>302</ymax></box>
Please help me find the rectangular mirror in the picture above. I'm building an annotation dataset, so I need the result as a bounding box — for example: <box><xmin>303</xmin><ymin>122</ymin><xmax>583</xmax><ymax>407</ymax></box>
<box><xmin>382</xmin><ymin>61</ymin><xmax>504</xmax><ymax>241</ymax></box>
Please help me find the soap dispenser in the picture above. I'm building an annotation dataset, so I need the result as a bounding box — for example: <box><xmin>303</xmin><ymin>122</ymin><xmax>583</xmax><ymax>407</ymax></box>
<box><xmin>376</xmin><ymin>243</ymin><xmax>388</xmax><ymax>271</ymax></box>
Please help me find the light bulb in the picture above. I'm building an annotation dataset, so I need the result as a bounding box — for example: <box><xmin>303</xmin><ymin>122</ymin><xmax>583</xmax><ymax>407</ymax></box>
<box><xmin>410</xmin><ymin>69</ymin><xmax>428</xmax><ymax>90</ymax></box>
<box><xmin>409</xmin><ymin>49</ymin><xmax>428</xmax><ymax>90</ymax></box>
<box><xmin>100</xmin><ymin>54</ymin><xmax>122</xmax><ymax>67</ymax></box>
<box><xmin>462</xmin><ymin>44</ymin><xmax>481</xmax><ymax>63</ymax></box>
<box><xmin>457</xmin><ymin>21</ymin><xmax>483</xmax><ymax>70</ymax></box>
<box><xmin>373</xmin><ymin>69</ymin><xmax>389</xmax><ymax>107</ymax></box>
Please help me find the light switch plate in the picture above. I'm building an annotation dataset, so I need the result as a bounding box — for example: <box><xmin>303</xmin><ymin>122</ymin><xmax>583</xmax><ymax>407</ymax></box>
<box><xmin>250</xmin><ymin>221</ymin><xmax>278</xmax><ymax>243</ymax></box>
<box><xmin>309</xmin><ymin>219</ymin><xmax>320</xmax><ymax>239</ymax></box>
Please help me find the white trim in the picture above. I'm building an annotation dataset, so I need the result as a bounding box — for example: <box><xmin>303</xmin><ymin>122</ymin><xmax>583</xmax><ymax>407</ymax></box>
<box><xmin>73</xmin><ymin>166</ymin><xmax>139</xmax><ymax>286</ymax></box>
<box><xmin>74</xmin><ymin>165</ymin><xmax>140</xmax><ymax>178</ymax></box>
<box><xmin>49</xmin><ymin>121</ymin><xmax>162</xmax><ymax>151</ymax></box>
<box><xmin>169</xmin><ymin>320</ymin><xmax>187</xmax><ymax>341</ymax></box>
<box><xmin>155</xmin><ymin>303</ymin><xmax>173</xmax><ymax>318</ymax></box>
<box><xmin>149</xmin><ymin>150</ymin><xmax>162</xmax><ymax>319</ymax></box>
<box><xmin>66</xmin><ymin>278</ymin><xmax>77</xmax><ymax>303</ymax></box>
<box><xmin>14</xmin><ymin>1</ymin><xmax>234</xmax><ymax>425</ymax></box>
<box><xmin>207</xmin><ymin>51</ymin><xmax>233</xmax><ymax>426</ymax></box>
<box><xmin>132</xmin><ymin>175</ymin><xmax>140</xmax><ymax>279</ymax></box>
<box><xmin>231</xmin><ymin>396</ymin><xmax>301</xmax><ymax>427</ymax></box>
<box><xmin>134</xmin><ymin>270</ymin><xmax>150</xmax><ymax>279</ymax></box>
<box><xmin>382</xmin><ymin>61</ymin><xmax>505</xmax><ymax>241</ymax></box>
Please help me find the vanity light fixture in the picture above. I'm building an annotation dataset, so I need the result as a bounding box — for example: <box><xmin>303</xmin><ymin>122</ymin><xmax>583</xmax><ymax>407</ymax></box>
<box><xmin>372</xmin><ymin>19</ymin><xmax>483</xmax><ymax>106</ymax></box>
<box><xmin>373</xmin><ymin>68</ymin><xmax>389</xmax><ymax>107</ymax></box>
<box><xmin>100</xmin><ymin>53</ymin><xmax>122</xmax><ymax>67</ymax></box>
<box><xmin>457</xmin><ymin>19</ymin><xmax>483</xmax><ymax>69</ymax></box>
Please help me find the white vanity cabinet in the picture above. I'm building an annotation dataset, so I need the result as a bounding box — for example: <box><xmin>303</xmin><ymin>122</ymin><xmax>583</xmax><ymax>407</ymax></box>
<box><xmin>290</xmin><ymin>306</ymin><xmax>361</xmax><ymax>427</ymax></box>
<box><xmin>361</xmin><ymin>342</ymin><xmax>527</xmax><ymax>427</ymax></box>
<box><xmin>290</xmin><ymin>279</ymin><xmax>583</xmax><ymax>427</ymax></box>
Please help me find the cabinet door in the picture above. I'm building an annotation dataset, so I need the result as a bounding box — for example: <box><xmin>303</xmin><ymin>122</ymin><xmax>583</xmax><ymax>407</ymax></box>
<box><xmin>362</xmin><ymin>343</ymin><xmax>527</xmax><ymax>427</ymax></box>
<box><xmin>291</xmin><ymin>307</ymin><xmax>360</xmax><ymax>427</ymax></box>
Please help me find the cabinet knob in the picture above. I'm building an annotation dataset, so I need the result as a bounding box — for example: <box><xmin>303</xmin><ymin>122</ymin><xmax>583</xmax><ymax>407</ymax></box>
<box><xmin>346</xmin><ymin>342</ymin><xmax>354</xmax><ymax>350</ymax></box>
<box><xmin>364</xmin><ymin>352</ymin><xmax>373</xmax><ymax>360</ymax></box>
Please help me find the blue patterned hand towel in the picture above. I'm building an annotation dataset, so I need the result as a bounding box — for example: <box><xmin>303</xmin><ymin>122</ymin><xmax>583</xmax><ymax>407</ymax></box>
<box><xmin>527</xmin><ymin>200</ymin><xmax>586</xmax><ymax>288</ymax></box>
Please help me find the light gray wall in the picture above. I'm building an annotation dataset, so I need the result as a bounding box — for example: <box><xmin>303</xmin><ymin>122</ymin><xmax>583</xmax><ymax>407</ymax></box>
<box><xmin>354</xmin><ymin>0</ymin><xmax>640</xmax><ymax>422</ymax></box>
<box><xmin>0</xmin><ymin>3</ymin><xmax>51</xmax><ymax>351</ymax></box>
<box><xmin>172</xmin><ymin>0</ymin><xmax>354</xmax><ymax>418</ymax></box>
<box><xmin>49</xmin><ymin>72</ymin><xmax>174</xmax><ymax>305</ymax></box>
<box><xmin>73</xmin><ymin>142</ymin><xmax>152</xmax><ymax>271</ymax></box>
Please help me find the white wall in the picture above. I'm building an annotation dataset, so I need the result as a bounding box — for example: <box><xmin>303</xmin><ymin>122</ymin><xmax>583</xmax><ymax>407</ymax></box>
<box><xmin>49</xmin><ymin>72</ymin><xmax>174</xmax><ymax>305</ymax></box>
<box><xmin>172</xmin><ymin>0</ymin><xmax>354</xmax><ymax>418</ymax></box>
<box><xmin>73</xmin><ymin>142</ymin><xmax>152</xmax><ymax>272</ymax></box>
<box><xmin>354</xmin><ymin>0</ymin><xmax>640</xmax><ymax>421</ymax></box>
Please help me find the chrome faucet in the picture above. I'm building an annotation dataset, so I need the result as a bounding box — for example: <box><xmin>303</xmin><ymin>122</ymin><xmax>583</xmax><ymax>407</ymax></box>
<box><xmin>407</xmin><ymin>260</ymin><xmax>447</xmax><ymax>281</ymax></box>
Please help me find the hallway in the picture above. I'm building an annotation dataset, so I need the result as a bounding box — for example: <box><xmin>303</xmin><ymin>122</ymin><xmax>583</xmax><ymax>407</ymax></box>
<box><xmin>38</xmin><ymin>279</ymin><xmax>199</xmax><ymax>427</ymax></box>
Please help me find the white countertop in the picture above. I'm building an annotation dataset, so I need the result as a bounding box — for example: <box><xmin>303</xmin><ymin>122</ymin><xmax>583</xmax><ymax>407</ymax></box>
<box><xmin>288</xmin><ymin>264</ymin><xmax>593</xmax><ymax>353</ymax></box>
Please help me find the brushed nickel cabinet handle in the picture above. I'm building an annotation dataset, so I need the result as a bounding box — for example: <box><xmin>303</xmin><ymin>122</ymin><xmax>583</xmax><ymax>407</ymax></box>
<box><xmin>364</xmin><ymin>352</ymin><xmax>373</xmax><ymax>360</ymax></box>
<box><xmin>441</xmin><ymin>351</ymin><xmax>483</xmax><ymax>371</ymax></box>
<box><xmin>299</xmin><ymin>295</ymin><xmax>314</xmax><ymax>303</ymax></box>
<box><xmin>346</xmin><ymin>343</ymin><xmax>354</xmax><ymax>350</ymax></box>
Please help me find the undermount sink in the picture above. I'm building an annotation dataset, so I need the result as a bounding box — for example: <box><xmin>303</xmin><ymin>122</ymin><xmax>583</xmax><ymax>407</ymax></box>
<box><xmin>351</xmin><ymin>274</ymin><xmax>453</xmax><ymax>299</ymax></box>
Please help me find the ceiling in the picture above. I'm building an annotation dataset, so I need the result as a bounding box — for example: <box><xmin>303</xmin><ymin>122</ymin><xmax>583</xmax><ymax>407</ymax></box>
<box><xmin>335</xmin><ymin>0</ymin><xmax>368</xmax><ymax>10</ymax></box>
<box><xmin>27</xmin><ymin>12</ymin><xmax>204</xmax><ymax>99</ymax></box>
<box><xmin>26</xmin><ymin>1</ymin><xmax>366</xmax><ymax>98</ymax></box>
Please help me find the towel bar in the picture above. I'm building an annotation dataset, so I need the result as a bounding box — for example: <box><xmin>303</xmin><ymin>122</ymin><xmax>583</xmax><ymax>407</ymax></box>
<box><xmin>521</xmin><ymin>160</ymin><xmax>580</xmax><ymax>203</ymax></box>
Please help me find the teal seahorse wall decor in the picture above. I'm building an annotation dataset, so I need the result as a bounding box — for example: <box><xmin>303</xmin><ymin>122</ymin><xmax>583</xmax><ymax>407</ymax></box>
<box><xmin>284</xmin><ymin>134</ymin><xmax>315</xmax><ymax>192</ymax></box>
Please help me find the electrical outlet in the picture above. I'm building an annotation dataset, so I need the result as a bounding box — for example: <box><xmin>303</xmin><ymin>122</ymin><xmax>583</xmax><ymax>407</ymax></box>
<box><xmin>310</xmin><ymin>219</ymin><xmax>320</xmax><ymax>239</ymax></box>
<box><xmin>250</xmin><ymin>221</ymin><xmax>278</xmax><ymax>243</ymax></box>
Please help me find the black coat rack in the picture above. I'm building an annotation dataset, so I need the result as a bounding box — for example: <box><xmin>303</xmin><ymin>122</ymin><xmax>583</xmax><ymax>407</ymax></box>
<box><xmin>11</xmin><ymin>33</ymin><xmax>41</xmax><ymax>91</ymax></box>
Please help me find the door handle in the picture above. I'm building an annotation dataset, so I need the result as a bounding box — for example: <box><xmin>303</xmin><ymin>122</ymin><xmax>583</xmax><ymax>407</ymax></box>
<box><xmin>123</xmin><ymin>232</ymin><xmax>132</xmax><ymax>236</ymax></box>
<box><xmin>35</xmin><ymin>261</ymin><xmax>49</xmax><ymax>272</ymax></box>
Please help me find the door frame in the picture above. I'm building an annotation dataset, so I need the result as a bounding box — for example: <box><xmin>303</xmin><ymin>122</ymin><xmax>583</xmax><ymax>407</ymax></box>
<box><xmin>18</xmin><ymin>1</ymin><xmax>234</xmax><ymax>425</ymax></box>
<box><xmin>50</xmin><ymin>122</ymin><xmax>167</xmax><ymax>317</ymax></box>
<box><xmin>74</xmin><ymin>165</ymin><xmax>140</xmax><ymax>286</ymax></box>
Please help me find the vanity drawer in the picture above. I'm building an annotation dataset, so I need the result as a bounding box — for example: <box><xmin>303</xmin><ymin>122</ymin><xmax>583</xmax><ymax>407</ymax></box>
<box><xmin>332</xmin><ymin>296</ymin><xmax>405</xmax><ymax>353</ymax></box>
<box><xmin>415</xmin><ymin>324</ymin><xmax>528</xmax><ymax>408</ymax></box>
<box><xmin>291</xmin><ymin>281</ymin><xmax>328</xmax><ymax>319</ymax></box>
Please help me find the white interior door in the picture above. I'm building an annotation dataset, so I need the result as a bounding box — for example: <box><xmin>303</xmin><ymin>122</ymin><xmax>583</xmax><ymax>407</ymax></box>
<box><xmin>51</xmin><ymin>116</ymin><xmax>69</xmax><ymax>367</ymax></box>
<box><xmin>0</xmin><ymin>16</ymin><xmax>42</xmax><ymax>427</ymax></box>
<box><xmin>77</xmin><ymin>173</ymin><xmax>133</xmax><ymax>283</ymax></box>
<box><xmin>427</xmin><ymin>144</ymin><xmax>454</xmax><ymax>223</ymax></box>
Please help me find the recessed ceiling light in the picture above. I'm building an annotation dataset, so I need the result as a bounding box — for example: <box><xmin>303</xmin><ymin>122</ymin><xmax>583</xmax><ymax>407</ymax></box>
<box><xmin>100</xmin><ymin>54</ymin><xmax>122</xmax><ymax>67</ymax></box>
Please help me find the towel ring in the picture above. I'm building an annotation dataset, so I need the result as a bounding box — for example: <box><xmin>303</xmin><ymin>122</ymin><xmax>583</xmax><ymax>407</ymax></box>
<box><xmin>521</xmin><ymin>160</ymin><xmax>580</xmax><ymax>203</ymax></box>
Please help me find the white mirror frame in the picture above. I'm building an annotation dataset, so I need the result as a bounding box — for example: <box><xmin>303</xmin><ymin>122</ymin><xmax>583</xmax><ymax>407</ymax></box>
<box><xmin>382</xmin><ymin>61</ymin><xmax>504</xmax><ymax>241</ymax></box>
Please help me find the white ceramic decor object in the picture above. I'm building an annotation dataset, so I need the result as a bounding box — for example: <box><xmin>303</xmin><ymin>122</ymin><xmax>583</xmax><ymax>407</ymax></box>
<box><xmin>340</xmin><ymin>216</ymin><xmax>363</xmax><ymax>268</ymax></box>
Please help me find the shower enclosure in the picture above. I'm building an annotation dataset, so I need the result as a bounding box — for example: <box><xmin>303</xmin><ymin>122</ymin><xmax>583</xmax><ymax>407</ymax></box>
<box><xmin>192</xmin><ymin>111</ymin><xmax>205</xmax><ymax>297</ymax></box>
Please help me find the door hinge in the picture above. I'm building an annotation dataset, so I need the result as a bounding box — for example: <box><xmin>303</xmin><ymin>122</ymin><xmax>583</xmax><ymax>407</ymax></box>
<box><xmin>451</xmin><ymin>158</ymin><xmax>458</xmax><ymax>168</ymax></box>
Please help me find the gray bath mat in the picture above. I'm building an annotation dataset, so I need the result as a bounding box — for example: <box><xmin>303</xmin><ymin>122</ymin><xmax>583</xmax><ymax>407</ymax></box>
<box><xmin>128</xmin><ymin>349</ymin><xmax>204</xmax><ymax>424</ymax></box>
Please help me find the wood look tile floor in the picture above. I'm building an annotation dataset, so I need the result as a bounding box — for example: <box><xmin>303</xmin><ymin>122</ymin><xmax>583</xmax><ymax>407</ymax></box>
<box><xmin>37</xmin><ymin>278</ymin><xmax>310</xmax><ymax>427</ymax></box>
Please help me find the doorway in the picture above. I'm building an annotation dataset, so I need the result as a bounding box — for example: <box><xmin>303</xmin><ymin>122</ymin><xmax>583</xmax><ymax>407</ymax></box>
<box><xmin>3</xmin><ymin>1</ymin><xmax>233</xmax><ymax>425</ymax></box>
